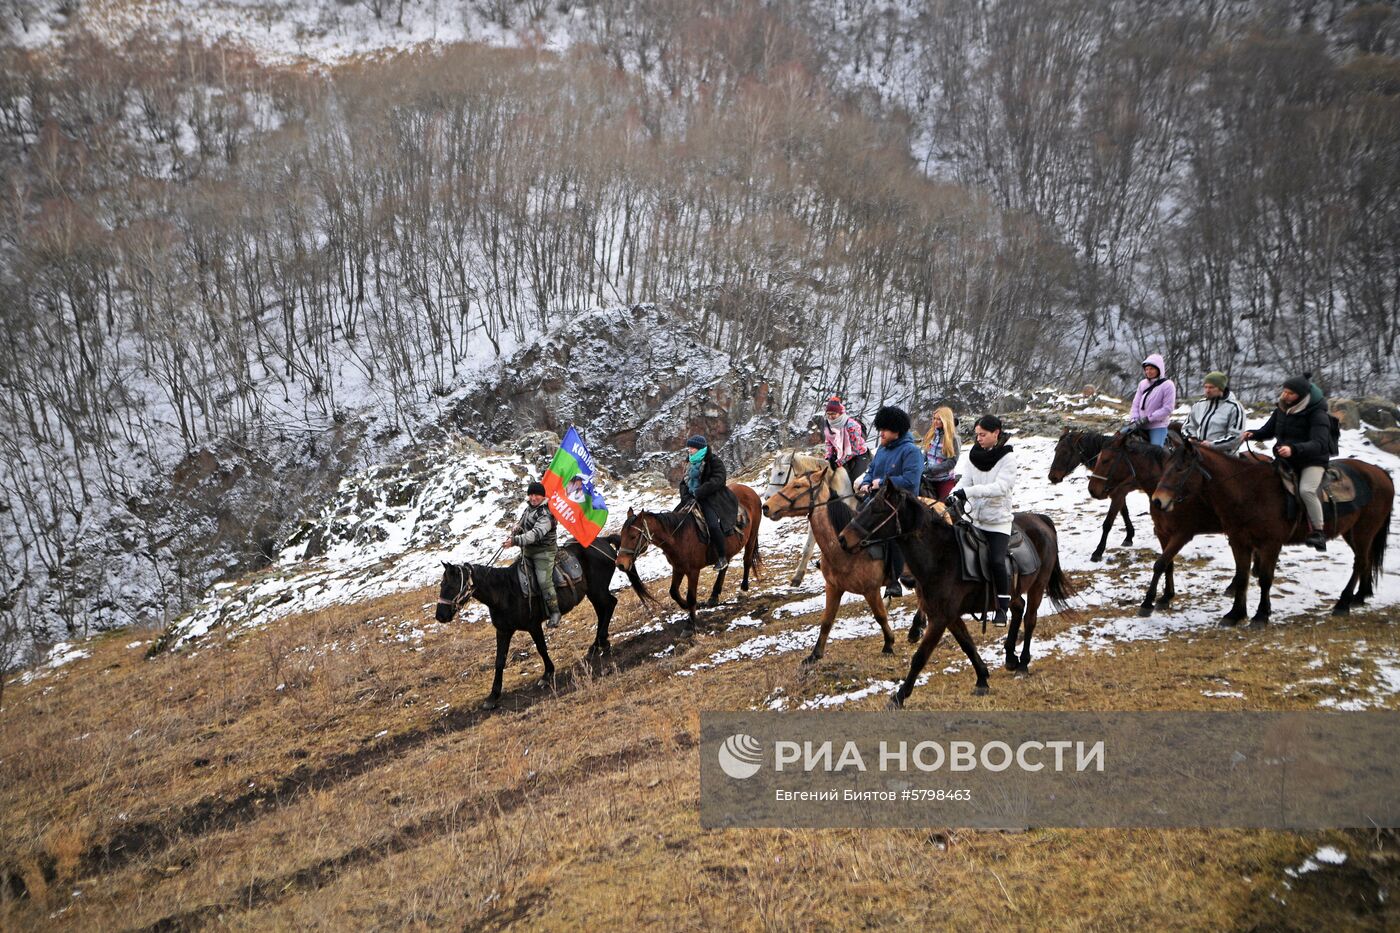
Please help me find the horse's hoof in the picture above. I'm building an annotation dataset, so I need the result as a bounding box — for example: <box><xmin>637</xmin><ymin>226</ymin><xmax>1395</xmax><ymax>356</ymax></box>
<box><xmin>1248</xmin><ymin>617</ymin><xmax>1269</xmax><ymax>628</ymax></box>
<box><xmin>1090</xmin><ymin>552</ymin><xmax>1104</xmax><ymax>563</ymax></box>
<box><xmin>1331</xmin><ymin>605</ymin><xmax>1350</xmax><ymax>617</ymax></box>
<box><xmin>705</xmin><ymin>598</ymin><xmax>720</xmax><ymax>608</ymax></box>
<box><xmin>1218</xmin><ymin>616</ymin><xmax>1240</xmax><ymax>627</ymax></box>
<box><xmin>882</xmin><ymin>642</ymin><xmax>894</xmax><ymax>655</ymax></box>
<box><xmin>481</xmin><ymin>698</ymin><xmax>499</xmax><ymax>711</ymax></box>
<box><xmin>1016</xmin><ymin>663</ymin><xmax>1031</xmax><ymax>677</ymax></box>
<box><xmin>973</xmin><ymin>685</ymin><xmax>990</xmax><ymax>697</ymax></box>
<box><xmin>1136</xmin><ymin>605</ymin><xmax>1155</xmax><ymax>618</ymax></box>
<box><xmin>887</xmin><ymin>691</ymin><xmax>905</xmax><ymax>710</ymax></box>
<box><xmin>801</xmin><ymin>651</ymin><xmax>821</xmax><ymax>667</ymax></box>
<box><xmin>1004</xmin><ymin>659</ymin><xmax>1019</xmax><ymax>672</ymax></box>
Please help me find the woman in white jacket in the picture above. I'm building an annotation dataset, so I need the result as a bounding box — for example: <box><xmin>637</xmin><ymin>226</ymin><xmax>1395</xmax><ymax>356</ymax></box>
<box><xmin>948</xmin><ymin>414</ymin><xmax>1018</xmax><ymax>626</ymax></box>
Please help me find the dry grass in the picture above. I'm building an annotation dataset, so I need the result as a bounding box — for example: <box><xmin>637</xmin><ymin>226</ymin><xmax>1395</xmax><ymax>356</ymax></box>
<box><xmin>2</xmin><ymin>550</ymin><xmax>1398</xmax><ymax>930</ymax></box>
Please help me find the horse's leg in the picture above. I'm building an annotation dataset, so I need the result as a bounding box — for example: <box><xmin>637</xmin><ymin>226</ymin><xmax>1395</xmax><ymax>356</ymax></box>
<box><xmin>946</xmin><ymin>618</ymin><xmax>991</xmax><ymax>695</ymax></box>
<box><xmin>1091</xmin><ymin>499</ymin><xmax>1116</xmax><ymax>562</ymax></box>
<box><xmin>707</xmin><ymin>565</ymin><xmax>728</xmax><ymax>607</ymax></box>
<box><xmin>588</xmin><ymin>590</ymin><xmax>617</xmax><ymax>657</ymax></box>
<box><xmin>1004</xmin><ymin>596</ymin><xmax>1025</xmax><ymax>671</ymax></box>
<box><xmin>1221</xmin><ymin>542</ymin><xmax>1251</xmax><ymax>611</ymax></box>
<box><xmin>1155</xmin><ymin>557</ymin><xmax>1176</xmax><ymax>609</ymax></box>
<box><xmin>741</xmin><ymin>527</ymin><xmax>758</xmax><ymax>592</ymax></box>
<box><xmin>1332</xmin><ymin>529</ymin><xmax>1363</xmax><ymax>616</ymax></box>
<box><xmin>891</xmin><ymin>616</ymin><xmax>947</xmax><ymax>708</ymax></box>
<box><xmin>908</xmin><ymin>609</ymin><xmax>926</xmax><ymax>643</ymax></box>
<box><xmin>1018</xmin><ymin>585</ymin><xmax>1044</xmax><ymax>672</ymax></box>
<box><xmin>1249</xmin><ymin>546</ymin><xmax>1280</xmax><ymax>626</ymax></box>
<box><xmin>529</xmin><ymin>625</ymin><xmax>555</xmax><ymax>686</ymax></box>
<box><xmin>685</xmin><ymin>572</ymin><xmax>699</xmax><ymax>630</ymax></box>
<box><xmin>1120</xmin><ymin>497</ymin><xmax>1135</xmax><ymax>548</ymax></box>
<box><xmin>1139</xmin><ymin>534</ymin><xmax>1188</xmax><ymax>617</ymax></box>
<box><xmin>1221</xmin><ymin>542</ymin><xmax>1251</xmax><ymax>625</ymax></box>
<box><xmin>791</xmin><ymin>526</ymin><xmax>816</xmax><ymax>587</ymax></box>
<box><xmin>872</xmin><ymin>586</ymin><xmax>895</xmax><ymax>654</ymax></box>
<box><xmin>483</xmin><ymin>627</ymin><xmax>511</xmax><ymax>711</ymax></box>
<box><xmin>668</xmin><ymin>569</ymin><xmax>685</xmax><ymax>610</ymax></box>
<box><xmin>805</xmin><ymin>585</ymin><xmax>844</xmax><ymax>665</ymax></box>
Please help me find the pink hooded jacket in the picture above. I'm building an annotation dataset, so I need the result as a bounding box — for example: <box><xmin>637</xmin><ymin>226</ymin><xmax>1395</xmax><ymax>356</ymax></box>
<box><xmin>1129</xmin><ymin>353</ymin><xmax>1176</xmax><ymax>428</ymax></box>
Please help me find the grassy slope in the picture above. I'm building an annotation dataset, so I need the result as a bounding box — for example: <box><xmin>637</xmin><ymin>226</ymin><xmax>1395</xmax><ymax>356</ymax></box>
<box><xmin>2</xmin><ymin>546</ymin><xmax>1399</xmax><ymax>930</ymax></box>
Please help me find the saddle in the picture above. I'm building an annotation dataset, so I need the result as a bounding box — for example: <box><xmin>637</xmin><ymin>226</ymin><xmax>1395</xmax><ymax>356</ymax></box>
<box><xmin>952</xmin><ymin>519</ymin><xmax>1041</xmax><ymax>587</ymax></box>
<box><xmin>515</xmin><ymin>546</ymin><xmax>586</xmax><ymax>600</ymax></box>
<box><xmin>678</xmin><ymin>500</ymin><xmax>748</xmax><ymax>543</ymax></box>
<box><xmin>1277</xmin><ymin>461</ymin><xmax>1369</xmax><ymax>524</ymax></box>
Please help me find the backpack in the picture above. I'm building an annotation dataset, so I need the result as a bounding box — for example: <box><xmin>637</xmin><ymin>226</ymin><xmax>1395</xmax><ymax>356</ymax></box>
<box><xmin>1328</xmin><ymin>413</ymin><xmax>1341</xmax><ymax>456</ymax></box>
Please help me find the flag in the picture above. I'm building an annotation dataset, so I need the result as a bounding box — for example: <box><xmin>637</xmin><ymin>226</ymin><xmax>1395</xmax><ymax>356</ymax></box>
<box><xmin>542</xmin><ymin>426</ymin><xmax>608</xmax><ymax>547</ymax></box>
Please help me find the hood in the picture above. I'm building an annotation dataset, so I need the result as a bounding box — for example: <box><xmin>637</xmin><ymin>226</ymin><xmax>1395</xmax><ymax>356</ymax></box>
<box><xmin>1141</xmin><ymin>353</ymin><xmax>1167</xmax><ymax>379</ymax></box>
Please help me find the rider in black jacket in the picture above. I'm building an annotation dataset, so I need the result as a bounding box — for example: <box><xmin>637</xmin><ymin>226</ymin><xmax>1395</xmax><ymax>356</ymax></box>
<box><xmin>1242</xmin><ymin>375</ymin><xmax>1333</xmax><ymax>551</ymax></box>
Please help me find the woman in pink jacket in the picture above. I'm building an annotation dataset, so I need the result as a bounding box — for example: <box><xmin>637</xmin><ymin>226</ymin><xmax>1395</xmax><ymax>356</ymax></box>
<box><xmin>1126</xmin><ymin>353</ymin><xmax>1176</xmax><ymax>446</ymax></box>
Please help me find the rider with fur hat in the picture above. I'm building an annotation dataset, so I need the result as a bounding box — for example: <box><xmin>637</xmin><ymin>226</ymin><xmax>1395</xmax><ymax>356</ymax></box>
<box><xmin>504</xmin><ymin>481</ymin><xmax>561</xmax><ymax>628</ymax></box>
<box><xmin>679</xmin><ymin>434</ymin><xmax>738</xmax><ymax>570</ymax></box>
<box><xmin>1242</xmin><ymin>375</ymin><xmax>1334</xmax><ymax>551</ymax></box>
<box><xmin>858</xmin><ymin>405</ymin><xmax>924</xmax><ymax>598</ymax></box>
<box><xmin>822</xmin><ymin>395</ymin><xmax>871</xmax><ymax>485</ymax></box>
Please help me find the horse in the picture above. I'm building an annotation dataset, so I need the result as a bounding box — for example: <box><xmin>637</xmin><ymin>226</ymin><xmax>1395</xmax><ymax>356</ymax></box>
<box><xmin>1048</xmin><ymin>428</ymin><xmax>1137</xmax><ymax>561</ymax></box>
<box><xmin>1087</xmin><ymin>431</ymin><xmax>1253</xmax><ymax>617</ymax></box>
<box><xmin>434</xmin><ymin>536</ymin><xmax>653</xmax><ymax>710</ymax></box>
<box><xmin>1152</xmin><ymin>439</ymin><xmax>1393</xmax><ymax>624</ymax></box>
<box><xmin>838</xmin><ymin>483</ymin><xmax>1076</xmax><ymax>705</ymax></box>
<box><xmin>761</xmin><ymin>452</ymin><xmax>824</xmax><ymax>588</ymax></box>
<box><xmin>614</xmin><ymin>483</ymin><xmax>764</xmax><ymax>630</ymax></box>
<box><xmin>762</xmin><ymin>452</ymin><xmax>900</xmax><ymax>661</ymax></box>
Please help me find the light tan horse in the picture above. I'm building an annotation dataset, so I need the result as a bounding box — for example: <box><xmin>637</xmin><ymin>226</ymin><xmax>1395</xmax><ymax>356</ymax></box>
<box><xmin>762</xmin><ymin>451</ymin><xmax>903</xmax><ymax>662</ymax></box>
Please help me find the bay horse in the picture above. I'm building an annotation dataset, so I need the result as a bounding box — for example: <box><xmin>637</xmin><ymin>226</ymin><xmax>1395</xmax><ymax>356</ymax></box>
<box><xmin>435</xmin><ymin>536</ymin><xmax>653</xmax><ymax>710</ymax></box>
<box><xmin>1152</xmin><ymin>439</ymin><xmax>1393</xmax><ymax>624</ymax></box>
<box><xmin>1088</xmin><ymin>431</ymin><xmax>1253</xmax><ymax>617</ymax></box>
<box><xmin>614</xmin><ymin>483</ymin><xmax>763</xmax><ymax>630</ymax></box>
<box><xmin>1048</xmin><ymin>428</ymin><xmax>1137</xmax><ymax>561</ymax></box>
<box><xmin>762</xmin><ymin>452</ymin><xmax>899</xmax><ymax>662</ymax></box>
<box><xmin>838</xmin><ymin>483</ymin><xmax>1076</xmax><ymax>705</ymax></box>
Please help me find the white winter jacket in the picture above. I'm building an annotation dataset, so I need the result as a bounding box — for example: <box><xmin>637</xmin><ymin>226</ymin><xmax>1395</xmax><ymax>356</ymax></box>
<box><xmin>952</xmin><ymin>449</ymin><xmax>1018</xmax><ymax>534</ymax></box>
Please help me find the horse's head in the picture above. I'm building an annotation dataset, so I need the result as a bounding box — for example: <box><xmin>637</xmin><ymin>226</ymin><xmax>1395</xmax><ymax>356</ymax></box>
<box><xmin>762</xmin><ymin>452</ymin><xmax>795</xmax><ymax>501</ymax></box>
<box><xmin>1048</xmin><ymin>428</ymin><xmax>1082</xmax><ymax>484</ymax></box>
<box><xmin>763</xmin><ymin>459</ymin><xmax>830</xmax><ymax>520</ymax></box>
<box><xmin>1086</xmin><ymin>432</ymin><xmax>1135</xmax><ymax>500</ymax></box>
<box><xmin>838</xmin><ymin>483</ymin><xmax>919</xmax><ymax>552</ymax></box>
<box><xmin>1152</xmin><ymin>438</ymin><xmax>1208</xmax><ymax>512</ymax></box>
<box><xmin>615</xmin><ymin>507</ymin><xmax>648</xmax><ymax>572</ymax></box>
<box><xmin>436</xmin><ymin>561</ymin><xmax>476</xmax><ymax>622</ymax></box>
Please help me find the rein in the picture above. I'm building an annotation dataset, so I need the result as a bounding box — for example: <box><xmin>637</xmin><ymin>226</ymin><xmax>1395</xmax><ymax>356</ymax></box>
<box><xmin>618</xmin><ymin>513</ymin><xmax>658</xmax><ymax>560</ymax></box>
<box><xmin>437</xmin><ymin>563</ymin><xmax>476</xmax><ymax>610</ymax></box>
<box><xmin>767</xmin><ymin>466</ymin><xmax>858</xmax><ymax>517</ymax></box>
<box><xmin>846</xmin><ymin>492</ymin><xmax>906</xmax><ymax>549</ymax></box>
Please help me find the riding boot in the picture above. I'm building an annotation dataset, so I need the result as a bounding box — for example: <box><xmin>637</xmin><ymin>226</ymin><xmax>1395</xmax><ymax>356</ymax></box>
<box><xmin>1305</xmin><ymin>525</ymin><xmax>1327</xmax><ymax>552</ymax></box>
<box><xmin>546</xmin><ymin>599</ymin><xmax>562</xmax><ymax>629</ymax></box>
<box><xmin>992</xmin><ymin>595</ymin><xmax>1010</xmax><ymax>627</ymax></box>
<box><xmin>885</xmin><ymin>546</ymin><xmax>903</xmax><ymax>599</ymax></box>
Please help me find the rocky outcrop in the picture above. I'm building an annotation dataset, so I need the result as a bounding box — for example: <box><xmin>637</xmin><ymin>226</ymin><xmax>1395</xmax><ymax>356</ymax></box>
<box><xmin>441</xmin><ymin>304</ymin><xmax>792</xmax><ymax>481</ymax></box>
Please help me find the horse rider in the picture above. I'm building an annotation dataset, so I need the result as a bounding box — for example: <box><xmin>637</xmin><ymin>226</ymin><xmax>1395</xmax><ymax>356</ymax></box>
<box><xmin>1241</xmin><ymin>375</ymin><xmax>1333</xmax><ymax>552</ymax></box>
<box><xmin>822</xmin><ymin>395</ymin><xmax>871</xmax><ymax>486</ymax></box>
<box><xmin>921</xmin><ymin>405</ymin><xmax>961</xmax><ymax>499</ymax></box>
<box><xmin>947</xmin><ymin>414</ymin><xmax>1019</xmax><ymax>626</ymax></box>
<box><xmin>504</xmin><ymin>480</ymin><xmax>562</xmax><ymax>628</ymax></box>
<box><xmin>1182</xmin><ymin>371</ymin><xmax>1247</xmax><ymax>453</ymax></box>
<box><xmin>1124</xmin><ymin>353</ymin><xmax>1176</xmax><ymax>446</ymax></box>
<box><xmin>857</xmin><ymin>405</ymin><xmax>923</xmax><ymax>598</ymax></box>
<box><xmin>679</xmin><ymin>434</ymin><xmax>738</xmax><ymax>570</ymax></box>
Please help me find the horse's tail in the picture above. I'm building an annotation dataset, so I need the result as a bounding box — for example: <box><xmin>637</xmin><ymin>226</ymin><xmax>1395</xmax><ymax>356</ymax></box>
<box><xmin>622</xmin><ymin>563</ymin><xmax>658</xmax><ymax>607</ymax></box>
<box><xmin>746</xmin><ymin>507</ymin><xmax>764</xmax><ymax>580</ymax></box>
<box><xmin>1369</xmin><ymin>498</ymin><xmax>1390</xmax><ymax>592</ymax></box>
<box><xmin>1036</xmin><ymin>514</ymin><xmax>1078</xmax><ymax>615</ymax></box>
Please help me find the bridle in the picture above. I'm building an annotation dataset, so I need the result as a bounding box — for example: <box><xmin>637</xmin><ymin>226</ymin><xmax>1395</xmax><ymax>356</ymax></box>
<box><xmin>1154</xmin><ymin>443</ymin><xmax>1213</xmax><ymax>505</ymax></box>
<box><xmin>617</xmin><ymin>514</ymin><xmax>657</xmax><ymax>561</ymax></box>
<box><xmin>437</xmin><ymin>563</ymin><xmax>475</xmax><ymax>611</ymax></box>
<box><xmin>845</xmin><ymin>488</ymin><xmax>907</xmax><ymax>549</ymax></box>
<box><xmin>765</xmin><ymin>459</ymin><xmax>858</xmax><ymax>517</ymax></box>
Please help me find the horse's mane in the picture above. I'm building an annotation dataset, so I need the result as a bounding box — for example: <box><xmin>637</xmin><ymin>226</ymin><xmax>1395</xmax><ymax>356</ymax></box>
<box><xmin>788</xmin><ymin>450</ymin><xmax>856</xmax><ymax>500</ymax></box>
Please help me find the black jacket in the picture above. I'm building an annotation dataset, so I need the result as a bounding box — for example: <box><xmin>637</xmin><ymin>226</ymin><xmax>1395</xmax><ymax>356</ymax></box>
<box><xmin>1251</xmin><ymin>399</ymin><xmax>1332</xmax><ymax>470</ymax></box>
<box><xmin>679</xmin><ymin>449</ymin><xmax>739</xmax><ymax>528</ymax></box>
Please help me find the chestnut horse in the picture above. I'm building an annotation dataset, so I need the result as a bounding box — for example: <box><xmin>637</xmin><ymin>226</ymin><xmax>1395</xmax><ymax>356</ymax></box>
<box><xmin>839</xmin><ymin>483</ymin><xmax>1076</xmax><ymax>705</ymax></box>
<box><xmin>1152</xmin><ymin>439</ymin><xmax>1392</xmax><ymax>624</ymax></box>
<box><xmin>1088</xmin><ymin>432</ymin><xmax>1253</xmax><ymax>617</ymax></box>
<box><xmin>614</xmin><ymin>483</ymin><xmax>763</xmax><ymax>630</ymax></box>
<box><xmin>1048</xmin><ymin>428</ymin><xmax>1137</xmax><ymax>561</ymax></box>
<box><xmin>762</xmin><ymin>452</ymin><xmax>900</xmax><ymax>661</ymax></box>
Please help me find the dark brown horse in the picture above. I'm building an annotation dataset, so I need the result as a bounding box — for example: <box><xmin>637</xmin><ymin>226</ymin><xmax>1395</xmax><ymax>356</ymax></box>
<box><xmin>762</xmin><ymin>452</ymin><xmax>898</xmax><ymax>661</ymax></box>
<box><xmin>1152</xmin><ymin>439</ymin><xmax>1393</xmax><ymax>624</ymax></box>
<box><xmin>1048</xmin><ymin>428</ymin><xmax>1136</xmax><ymax>561</ymax></box>
<box><xmin>434</xmin><ymin>536</ymin><xmax>653</xmax><ymax>709</ymax></box>
<box><xmin>1088</xmin><ymin>432</ymin><xmax>1253</xmax><ymax>617</ymax></box>
<box><xmin>838</xmin><ymin>483</ymin><xmax>1076</xmax><ymax>705</ymax></box>
<box><xmin>614</xmin><ymin>483</ymin><xmax>764</xmax><ymax>630</ymax></box>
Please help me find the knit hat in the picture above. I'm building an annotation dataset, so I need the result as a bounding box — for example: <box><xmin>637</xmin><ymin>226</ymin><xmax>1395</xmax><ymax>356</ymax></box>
<box><xmin>527</xmin><ymin>480</ymin><xmax>546</xmax><ymax>497</ymax></box>
<box><xmin>872</xmin><ymin>405</ymin><xmax>911</xmax><ymax>434</ymax></box>
<box><xmin>685</xmin><ymin>434</ymin><xmax>707</xmax><ymax>450</ymax></box>
<box><xmin>1204</xmin><ymin>371</ymin><xmax>1228</xmax><ymax>390</ymax></box>
<box><xmin>825</xmin><ymin>396</ymin><xmax>844</xmax><ymax>414</ymax></box>
<box><xmin>1282</xmin><ymin>375</ymin><xmax>1311</xmax><ymax>398</ymax></box>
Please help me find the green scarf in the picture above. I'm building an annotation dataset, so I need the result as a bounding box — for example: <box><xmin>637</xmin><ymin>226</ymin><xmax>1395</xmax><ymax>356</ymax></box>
<box><xmin>686</xmin><ymin>447</ymin><xmax>707</xmax><ymax>494</ymax></box>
